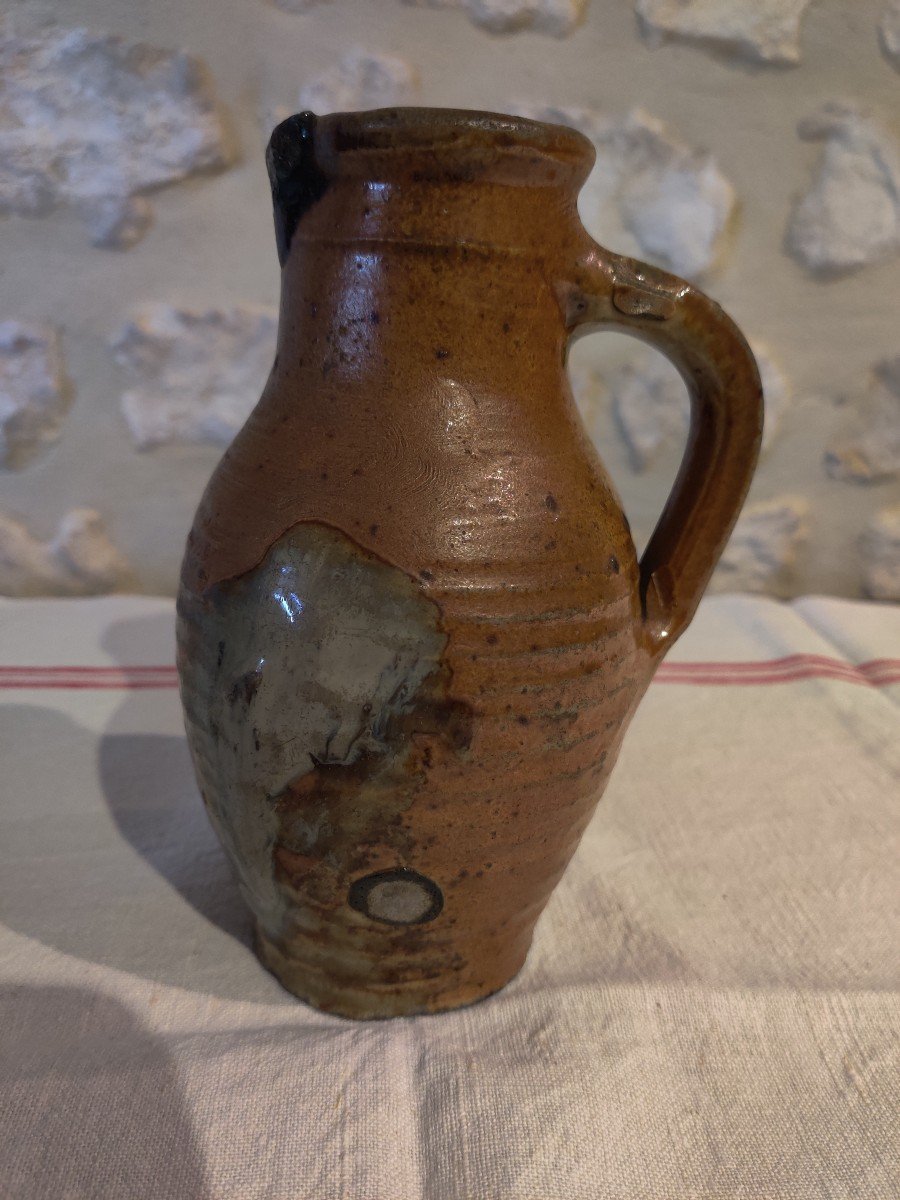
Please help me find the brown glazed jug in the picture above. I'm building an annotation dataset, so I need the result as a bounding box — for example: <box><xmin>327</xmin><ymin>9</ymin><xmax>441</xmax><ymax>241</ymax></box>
<box><xmin>177</xmin><ymin>108</ymin><xmax>763</xmax><ymax>1019</ymax></box>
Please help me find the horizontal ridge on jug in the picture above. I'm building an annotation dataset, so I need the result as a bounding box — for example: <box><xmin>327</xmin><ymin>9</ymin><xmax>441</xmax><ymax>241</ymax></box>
<box><xmin>177</xmin><ymin>106</ymin><xmax>763</xmax><ymax>1018</ymax></box>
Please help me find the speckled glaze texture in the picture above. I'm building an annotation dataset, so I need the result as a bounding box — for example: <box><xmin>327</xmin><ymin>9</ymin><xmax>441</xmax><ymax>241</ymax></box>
<box><xmin>177</xmin><ymin>108</ymin><xmax>764</xmax><ymax>1018</ymax></box>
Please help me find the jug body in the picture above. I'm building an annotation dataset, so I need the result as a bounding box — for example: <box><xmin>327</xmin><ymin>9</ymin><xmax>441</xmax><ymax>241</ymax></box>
<box><xmin>177</xmin><ymin>109</ymin><xmax>763</xmax><ymax>1017</ymax></box>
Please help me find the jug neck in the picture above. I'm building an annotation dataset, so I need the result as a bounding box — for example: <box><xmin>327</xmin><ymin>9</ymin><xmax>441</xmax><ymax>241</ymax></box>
<box><xmin>274</xmin><ymin>229</ymin><xmax>572</xmax><ymax>389</ymax></box>
<box><xmin>267</xmin><ymin>110</ymin><xmax>597</xmax><ymax>378</ymax></box>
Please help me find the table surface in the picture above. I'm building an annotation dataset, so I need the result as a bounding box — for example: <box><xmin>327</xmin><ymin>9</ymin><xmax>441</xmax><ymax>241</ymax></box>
<box><xmin>1</xmin><ymin>593</ymin><xmax>898</xmax><ymax>1200</ymax></box>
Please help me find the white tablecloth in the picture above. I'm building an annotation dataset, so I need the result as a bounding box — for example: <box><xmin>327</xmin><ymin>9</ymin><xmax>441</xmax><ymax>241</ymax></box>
<box><xmin>1</xmin><ymin>594</ymin><xmax>898</xmax><ymax>1199</ymax></box>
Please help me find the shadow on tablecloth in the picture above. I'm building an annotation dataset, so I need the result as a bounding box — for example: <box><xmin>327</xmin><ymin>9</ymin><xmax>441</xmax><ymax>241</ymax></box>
<box><xmin>0</xmin><ymin>609</ymin><xmax>296</xmax><ymax>1004</ymax></box>
<box><xmin>0</xmin><ymin>984</ymin><xmax>211</xmax><ymax>1199</ymax></box>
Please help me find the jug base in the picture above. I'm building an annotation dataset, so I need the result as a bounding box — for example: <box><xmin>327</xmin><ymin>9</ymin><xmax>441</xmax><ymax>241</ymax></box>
<box><xmin>254</xmin><ymin>924</ymin><xmax>528</xmax><ymax>1020</ymax></box>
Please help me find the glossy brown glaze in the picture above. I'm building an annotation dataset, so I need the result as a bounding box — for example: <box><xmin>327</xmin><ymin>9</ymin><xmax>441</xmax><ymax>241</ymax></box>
<box><xmin>177</xmin><ymin>108</ymin><xmax>763</xmax><ymax>1018</ymax></box>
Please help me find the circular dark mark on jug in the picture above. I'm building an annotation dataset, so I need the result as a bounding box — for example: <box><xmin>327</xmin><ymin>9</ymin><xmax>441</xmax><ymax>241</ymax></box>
<box><xmin>348</xmin><ymin>868</ymin><xmax>444</xmax><ymax>926</ymax></box>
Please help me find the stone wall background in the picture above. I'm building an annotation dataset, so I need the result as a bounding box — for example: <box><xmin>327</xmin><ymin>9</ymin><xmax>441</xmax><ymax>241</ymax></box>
<box><xmin>1</xmin><ymin>0</ymin><xmax>898</xmax><ymax>599</ymax></box>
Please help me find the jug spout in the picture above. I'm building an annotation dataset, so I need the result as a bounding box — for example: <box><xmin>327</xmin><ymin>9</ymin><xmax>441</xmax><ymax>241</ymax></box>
<box><xmin>266</xmin><ymin>112</ymin><xmax>330</xmax><ymax>267</ymax></box>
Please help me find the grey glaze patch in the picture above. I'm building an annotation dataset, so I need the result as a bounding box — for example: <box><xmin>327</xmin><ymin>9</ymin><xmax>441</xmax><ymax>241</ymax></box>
<box><xmin>177</xmin><ymin>523</ymin><xmax>447</xmax><ymax>936</ymax></box>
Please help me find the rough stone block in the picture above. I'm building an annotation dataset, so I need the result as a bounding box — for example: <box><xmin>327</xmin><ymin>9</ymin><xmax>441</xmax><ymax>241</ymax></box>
<box><xmin>80</xmin><ymin>195</ymin><xmax>154</xmax><ymax>250</ymax></box>
<box><xmin>880</xmin><ymin>1</ymin><xmax>900</xmax><ymax>69</ymax></box>
<box><xmin>297</xmin><ymin>49</ymin><xmax>419</xmax><ymax>113</ymax></box>
<box><xmin>826</xmin><ymin>356</ymin><xmax>900</xmax><ymax>483</ymax></box>
<box><xmin>270</xmin><ymin>0</ymin><xmax>331</xmax><ymax>11</ymax></box>
<box><xmin>711</xmin><ymin>496</ymin><xmax>808</xmax><ymax>594</ymax></box>
<box><xmin>0</xmin><ymin>508</ymin><xmax>129</xmax><ymax>596</ymax></box>
<box><xmin>0</xmin><ymin>321</ymin><xmax>71</xmax><ymax>471</ymax></box>
<box><xmin>522</xmin><ymin>105</ymin><xmax>735</xmax><ymax>277</ymax></box>
<box><xmin>787</xmin><ymin>103</ymin><xmax>900</xmax><ymax>275</ymax></box>
<box><xmin>635</xmin><ymin>0</ymin><xmax>812</xmax><ymax>64</ymax></box>
<box><xmin>0</xmin><ymin>21</ymin><xmax>231</xmax><ymax>248</ymax></box>
<box><xmin>402</xmin><ymin>0</ymin><xmax>588</xmax><ymax>37</ymax></box>
<box><xmin>112</xmin><ymin>304</ymin><xmax>278</xmax><ymax>450</ymax></box>
<box><xmin>860</xmin><ymin>505</ymin><xmax>900</xmax><ymax>600</ymax></box>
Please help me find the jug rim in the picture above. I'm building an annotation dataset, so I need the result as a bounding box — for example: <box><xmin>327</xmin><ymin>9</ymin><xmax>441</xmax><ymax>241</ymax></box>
<box><xmin>323</xmin><ymin>107</ymin><xmax>592</xmax><ymax>161</ymax></box>
<box><xmin>266</xmin><ymin>108</ymin><xmax>596</xmax><ymax>264</ymax></box>
<box><xmin>269</xmin><ymin>107</ymin><xmax>595</xmax><ymax>179</ymax></box>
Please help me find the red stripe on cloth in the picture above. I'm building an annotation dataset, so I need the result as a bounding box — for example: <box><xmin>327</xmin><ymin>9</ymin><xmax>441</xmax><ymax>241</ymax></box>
<box><xmin>660</xmin><ymin>652</ymin><xmax>863</xmax><ymax>674</ymax></box>
<box><xmin>658</xmin><ymin>667</ymin><xmax>900</xmax><ymax>688</ymax></box>
<box><xmin>0</xmin><ymin>655</ymin><xmax>898</xmax><ymax>690</ymax></box>
<box><xmin>0</xmin><ymin>666</ymin><xmax>176</xmax><ymax>677</ymax></box>
<box><xmin>656</xmin><ymin>652</ymin><xmax>900</xmax><ymax>687</ymax></box>
<box><xmin>0</xmin><ymin>666</ymin><xmax>178</xmax><ymax>689</ymax></box>
<box><xmin>0</xmin><ymin>679</ymin><xmax>178</xmax><ymax>690</ymax></box>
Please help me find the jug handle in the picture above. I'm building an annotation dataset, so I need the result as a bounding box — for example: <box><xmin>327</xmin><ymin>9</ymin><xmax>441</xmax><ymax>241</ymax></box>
<box><xmin>569</xmin><ymin>246</ymin><xmax>764</xmax><ymax>661</ymax></box>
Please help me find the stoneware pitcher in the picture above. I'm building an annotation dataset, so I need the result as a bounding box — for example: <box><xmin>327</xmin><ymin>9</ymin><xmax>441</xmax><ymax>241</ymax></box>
<box><xmin>177</xmin><ymin>108</ymin><xmax>763</xmax><ymax>1018</ymax></box>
